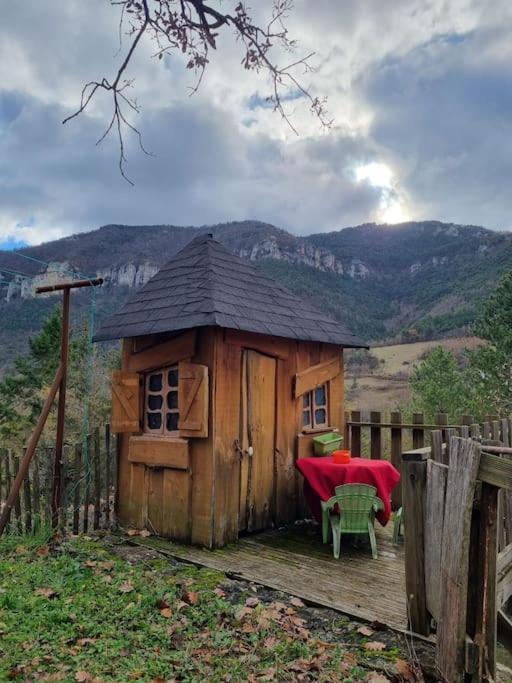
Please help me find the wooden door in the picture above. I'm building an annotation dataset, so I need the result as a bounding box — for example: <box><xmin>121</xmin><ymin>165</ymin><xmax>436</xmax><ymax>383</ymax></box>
<box><xmin>239</xmin><ymin>350</ymin><xmax>277</xmax><ymax>532</ymax></box>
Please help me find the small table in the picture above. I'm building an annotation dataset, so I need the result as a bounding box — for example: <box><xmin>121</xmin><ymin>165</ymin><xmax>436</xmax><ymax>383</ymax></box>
<box><xmin>296</xmin><ymin>456</ymin><xmax>400</xmax><ymax>526</ymax></box>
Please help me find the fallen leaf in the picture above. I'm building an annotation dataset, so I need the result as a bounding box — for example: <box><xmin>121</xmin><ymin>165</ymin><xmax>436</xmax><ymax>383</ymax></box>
<box><xmin>126</xmin><ymin>529</ymin><xmax>140</xmax><ymax>537</ymax></box>
<box><xmin>15</xmin><ymin>545</ymin><xmax>27</xmax><ymax>555</ymax></box>
<box><xmin>35</xmin><ymin>588</ymin><xmax>57</xmax><ymax>599</ymax></box>
<box><xmin>156</xmin><ymin>598</ymin><xmax>170</xmax><ymax>610</ymax></box>
<box><xmin>119</xmin><ymin>581</ymin><xmax>134</xmax><ymax>593</ymax></box>
<box><xmin>139</xmin><ymin>529</ymin><xmax>151</xmax><ymax>537</ymax></box>
<box><xmin>75</xmin><ymin>672</ymin><xmax>91</xmax><ymax>682</ymax></box>
<box><xmin>235</xmin><ymin>606</ymin><xmax>253</xmax><ymax>620</ymax></box>
<box><xmin>365</xmin><ymin>674</ymin><xmax>390</xmax><ymax>683</ymax></box>
<box><xmin>245</xmin><ymin>596</ymin><xmax>260</xmax><ymax>608</ymax></box>
<box><xmin>160</xmin><ymin>608</ymin><xmax>173</xmax><ymax>619</ymax></box>
<box><xmin>84</xmin><ymin>560</ymin><xmax>97</xmax><ymax>568</ymax></box>
<box><xmin>182</xmin><ymin>590</ymin><xmax>199</xmax><ymax>605</ymax></box>
<box><xmin>364</xmin><ymin>641</ymin><xmax>386</xmax><ymax>651</ymax></box>
<box><xmin>213</xmin><ymin>587</ymin><xmax>226</xmax><ymax>598</ymax></box>
<box><xmin>175</xmin><ymin>600</ymin><xmax>189</xmax><ymax>612</ymax></box>
<box><xmin>395</xmin><ymin>659</ymin><xmax>419</xmax><ymax>682</ymax></box>
<box><xmin>357</xmin><ymin>625</ymin><xmax>374</xmax><ymax>637</ymax></box>
<box><xmin>289</xmin><ymin>597</ymin><xmax>305</xmax><ymax>608</ymax></box>
<box><xmin>36</xmin><ymin>545</ymin><xmax>49</xmax><ymax>557</ymax></box>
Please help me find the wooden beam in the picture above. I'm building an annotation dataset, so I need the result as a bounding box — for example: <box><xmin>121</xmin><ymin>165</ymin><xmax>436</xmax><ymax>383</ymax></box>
<box><xmin>224</xmin><ymin>329</ymin><xmax>290</xmax><ymax>360</ymax></box>
<box><xmin>127</xmin><ymin>329</ymin><xmax>197</xmax><ymax>373</ymax></box>
<box><xmin>497</xmin><ymin>543</ymin><xmax>512</xmax><ymax>606</ymax></box>
<box><xmin>36</xmin><ymin>277</ymin><xmax>103</xmax><ymax>293</ymax></box>
<box><xmin>294</xmin><ymin>357</ymin><xmax>341</xmax><ymax>398</ymax></box>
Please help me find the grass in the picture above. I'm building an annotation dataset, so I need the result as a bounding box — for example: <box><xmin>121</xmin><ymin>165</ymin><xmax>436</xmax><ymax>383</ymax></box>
<box><xmin>0</xmin><ymin>532</ymin><xmax>418</xmax><ymax>682</ymax></box>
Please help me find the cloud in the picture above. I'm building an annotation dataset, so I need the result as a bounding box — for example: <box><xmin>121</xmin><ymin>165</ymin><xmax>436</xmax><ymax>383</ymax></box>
<box><xmin>0</xmin><ymin>0</ymin><xmax>511</xmax><ymax>242</ymax></box>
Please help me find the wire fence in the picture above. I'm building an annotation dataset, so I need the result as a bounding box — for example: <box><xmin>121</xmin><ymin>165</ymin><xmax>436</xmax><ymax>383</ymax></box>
<box><xmin>0</xmin><ymin>424</ymin><xmax>117</xmax><ymax>535</ymax></box>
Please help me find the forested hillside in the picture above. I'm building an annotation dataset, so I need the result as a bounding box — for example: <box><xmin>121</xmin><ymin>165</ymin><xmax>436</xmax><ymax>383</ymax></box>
<box><xmin>1</xmin><ymin>219</ymin><xmax>510</xmax><ymax>372</ymax></box>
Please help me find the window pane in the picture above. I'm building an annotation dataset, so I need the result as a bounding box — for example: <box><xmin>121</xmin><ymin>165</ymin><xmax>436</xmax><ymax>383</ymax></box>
<box><xmin>314</xmin><ymin>408</ymin><xmax>327</xmax><ymax>426</ymax></box>
<box><xmin>167</xmin><ymin>391</ymin><xmax>178</xmax><ymax>410</ymax></box>
<box><xmin>303</xmin><ymin>393</ymin><xmax>310</xmax><ymax>409</ymax></box>
<box><xmin>166</xmin><ymin>412</ymin><xmax>179</xmax><ymax>432</ymax></box>
<box><xmin>147</xmin><ymin>412</ymin><xmax>162</xmax><ymax>430</ymax></box>
<box><xmin>168</xmin><ymin>368</ymin><xmax>178</xmax><ymax>387</ymax></box>
<box><xmin>148</xmin><ymin>395</ymin><xmax>163</xmax><ymax>410</ymax></box>
<box><xmin>315</xmin><ymin>385</ymin><xmax>326</xmax><ymax>406</ymax></box>
<box><xmin>149</xmin><ymin>373</ymin><xmax>163</xmax><ymax>392</ymax></box>
<box><xmin>303</xmin><ymin>410</ymin><xmax>311</xmax><ymax>427</ymax></box>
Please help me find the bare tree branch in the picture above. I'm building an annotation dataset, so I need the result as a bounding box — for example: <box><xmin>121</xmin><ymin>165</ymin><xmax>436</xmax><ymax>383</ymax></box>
<box><xmin>63</xmin><ymin>0</ymin><xmax>330</xmax><ymax>182</ymax></box>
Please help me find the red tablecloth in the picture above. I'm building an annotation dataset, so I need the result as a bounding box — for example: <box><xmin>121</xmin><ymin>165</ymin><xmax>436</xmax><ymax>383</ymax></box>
<box><xmin>296</xmin><ymin>456</ymin><xmax>400</xmax><ymax>526</ymax></box>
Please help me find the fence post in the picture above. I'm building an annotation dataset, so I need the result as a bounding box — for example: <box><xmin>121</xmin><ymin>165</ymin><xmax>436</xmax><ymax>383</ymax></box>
<box><xmin>22</xmin><ymin>449</ymin><xmax>32</xmax><ymax>534</ymax></box>
<box><xmin>93</xmin><ymin>427</ymin><xmax>101</xmax><ymax>530</ymax></box>
<box><xmin>83</xmin><ymin>434</ymin><xmax>91</xmax><ymax>533</ymax></box>
<box><xmin>412</xmin><ymin>413</ymin><xmax>424</xmax><ymax>450</ymax></box>
<box><xmin>391</xmin><ymin>412</ymin><xmax>402</xmax><ymax>508</ymax></box>
<box><xmin>105</xmin><ymin>424</ymin><xmax>111</xmax><ymax>526</ymax></box>
<box><xmin>402</xmin><ymin>448</ymin><xmax>430</xmax><ymax>636</ymax></box>
<box><xmin>370</xmin><ymin>411</ymin><xmax>381</xmax><ymax>459</ymax></box>
<box><xmin>32</xmin><ymin>455</ymin><xmax>41</xmax><ymax>531</ymax></box>
<box><xmin>350</xmin><ymin>410</ymin><xmax>361</xmax><ymax>457</ymax></box>
<box><xmin>474</xmin><ymin>482</ymin><xmax>499</xmax><ymax>681</ymax></box>
<box><xmin>72</xmin><ymin>444</ymin><xmax>82</xmax><ymax>535</ymax></box>
<box><xmin>59</xmin><ymin>446</ymin><xmax>68</xmax><ymax>532</ymax></box>
<box><xmin>11</xmin><ymin>453</ymin><xmax>23</xmax><ymax>534</ymax></box>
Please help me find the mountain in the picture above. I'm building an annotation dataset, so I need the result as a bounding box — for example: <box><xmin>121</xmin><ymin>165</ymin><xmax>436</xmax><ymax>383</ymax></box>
<box><xmin>1</xmin><ymin>219</ymin><xmax>510</xmax><ymax>371</ymax></box>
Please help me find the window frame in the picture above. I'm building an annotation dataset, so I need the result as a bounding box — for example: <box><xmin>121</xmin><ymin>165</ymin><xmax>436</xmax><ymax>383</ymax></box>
<box><xmin>302</xmin><ymin>382</ymin><xmax>329</xmax><ymax>431</ymax></box>
<box><xmin>144</xmin><ymin>365</ymin><xmax>180</xmax><ymax>436</ymax></box>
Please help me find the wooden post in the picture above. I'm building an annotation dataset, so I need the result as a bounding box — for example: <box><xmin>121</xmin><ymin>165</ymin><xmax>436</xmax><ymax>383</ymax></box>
<box><xmin>391</xmin><ymin>412</ymin><xmax>402</xmax><ymax>508</ymax></box>
<box><xmin>72</xmin><ymin>443</ymin><xmax>82</xmax><ymax>535</ymax></box>
<box><xmin>22</xmin><ymin>451</ymin><xmax>32</xmax><ymax>534</ymax></box>
<box><xmin>52</xmin><ymin>287</ymin><xmax>70</xmax><ymax>527</ymax></box>
<box><xmin>444</xmin><ymin>427</ymin><xmax>458</xmax><ymax>465</ymax></box>
<box><xmin>436</xmin><ymin>412</ymin><xmax>448</xmax><ymax>444</ymax></box>
<box><xmin>471</xmin><ymin>423</ymin><xmax>481</xmax><ymax>441</ymax></box>
<box><xmin>58</xmin><ymin>446</ymin><xmax>68</xmax><ymax>532</ymax></box>
<box><xmin>402</xmin><ymin>449</ymin><xmax>430</xmax><ymax>636</ymax></box>
<box><xmin>343</xmin><ymin>411</ymin><xmax>350</xmax><ymax>451</ymax></box>
<box><xmin>0</xmin><ymin>450</ymin><xmax>3</xmax><ymax>506</ymax></box>
<box><xmin>492</xmin><ymin>420</ymin><xmax>501</xmax><ymax>443</ymax></box>
<box><xmin>370</xmin><ymin>411</ymin><xmax>381</xmax><ymax>460</ymax></box>
<box><xmin>412</xmin><ymin>413</ymin><xmax>424</xmax><ymax>450</ymax></box>
<box><xmin>11</xmin><ymin>453</ymin><xmax>23</xmax><ymax>534</ymax></box>
<box><xmin>431</xmin><ymin>430</ymin><xmax>443</xmax><ymax>463</ymax></box>
<box><xmin>93</xmin><ymin>427</ymin><xmax>101</xmax><ymax>530</ymax></box>
<box><xmin>83</xmin><ymin>434</ymin><xmax>91</xmax><ymax>533</ymax></box>
<box><xmin>32</xmin><ymin>455</ymin><xmax>41</xmax><ymax>531</ymax></box>
<box><xmin>474</xmin><ymin>483</ymin><xmax>499</xmax><ymax>681</ymax></box>
<box><xmin>105</xmin><ymin>424</ymin><xmax>111</xmax><ymax>525</ymax></box>
<box><xmin>437</xmin><ymin>438</ymin><xmax>482</xmax><ymax>683</ymax></box>
<box><xmin>500</xmin><ymin>418</ymin><xmax>510</xmax><ymax>448</ymax></box>
<box><xmin>351</xmin><ymin>410</ymin><xmax>361</xmax><ymax>457</ymax></box>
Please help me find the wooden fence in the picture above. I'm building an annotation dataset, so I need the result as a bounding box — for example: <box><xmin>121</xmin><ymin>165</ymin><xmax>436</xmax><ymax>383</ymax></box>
<box><xmin>343</xmin><ymin>409</ymin><xmax>512</xmax><ymax>509</ymax></box>
<box><xmin>401</xmin><ymin>429</ymin><xmax>512</xmax><ymax>682</ymax></box>
<box><xmin>0</xmin><ymin>425</ymin><xmax>117</xmax><ymax>535</ymax></box>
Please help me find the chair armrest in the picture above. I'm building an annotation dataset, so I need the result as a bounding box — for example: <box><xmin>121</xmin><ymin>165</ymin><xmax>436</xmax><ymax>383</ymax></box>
<box><xmin>372</xmin><ymin>497</ymin><xmax>385</xmax><ymax>513</ymax></box>
<box><xmin>321</xmin><ymin>496</ymin><xmax>339</xmax><ymax>513</ymax></box>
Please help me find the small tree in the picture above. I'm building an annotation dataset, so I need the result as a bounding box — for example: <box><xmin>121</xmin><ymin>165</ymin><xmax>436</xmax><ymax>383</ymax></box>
<box><xmin>465</xmin><ymin>272</ymin><xmax>512</xmax><ymax>417</ymax></box>
<box><xmin>410</xmin><ymin>346</ymin><xmax>469</xmax><ymax>421</ymax></box>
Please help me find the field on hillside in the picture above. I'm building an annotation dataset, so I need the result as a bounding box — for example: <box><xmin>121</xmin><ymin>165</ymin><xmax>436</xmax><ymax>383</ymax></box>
<box><xmin>345</xmin><ymin>337</ymin><xmax>483</xmax><ymax>413</ymax></box>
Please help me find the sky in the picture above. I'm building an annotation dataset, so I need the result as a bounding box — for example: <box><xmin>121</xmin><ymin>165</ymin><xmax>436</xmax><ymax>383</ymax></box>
<box><xmin>1</xmin><ymin>0</ymin><xmax>512</xmax><ymax>247</ymax></box>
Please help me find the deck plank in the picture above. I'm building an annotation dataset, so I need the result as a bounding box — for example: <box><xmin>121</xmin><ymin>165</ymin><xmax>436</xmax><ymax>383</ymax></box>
<box><xmin>139</xmin><ymin>521</ymin><xmax>408</xmax><ymax>632</ymax></box>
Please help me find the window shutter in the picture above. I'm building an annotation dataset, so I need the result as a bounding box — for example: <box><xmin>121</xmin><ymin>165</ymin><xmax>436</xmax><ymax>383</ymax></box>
<box><xmin>178</xmin><ymin>362</ymin><xmax>209</xmax><ymax>438</ymax></box>
<box><xmin>112</xmin><ymin>370</ymin><xmax>140</xmax><ymax>433</ymax></box>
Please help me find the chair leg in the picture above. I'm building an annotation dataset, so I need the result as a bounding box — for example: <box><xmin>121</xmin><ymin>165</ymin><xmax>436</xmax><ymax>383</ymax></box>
<box><xmin>368</xmin><ymin>522</ymin><xmax>378</xmax><ymax>560</ymax></box>
<box><xmin>331</xmin><ymin>521</ymin><xmax>341</xmax><ymax>560</ymax></box>
<box><xmin>393</xmin><ymin>507</ymin><xmax>402</xmax><ymax>545</ymax></box>
<box><xmin>322</xmin><ymin>509</ymin><xmax>330</xmax><ymax>544</ymax></box>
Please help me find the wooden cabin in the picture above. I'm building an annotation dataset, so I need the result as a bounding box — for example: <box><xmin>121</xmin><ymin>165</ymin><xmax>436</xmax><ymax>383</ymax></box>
<box><xmin>94</xmin><ymin>234</ymin><xmax>365</xmax><ymax>547</ymax></box>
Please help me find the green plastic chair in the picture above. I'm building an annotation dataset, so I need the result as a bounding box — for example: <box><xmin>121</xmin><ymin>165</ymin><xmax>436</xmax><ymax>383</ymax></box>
<box><xmin>321</xmin><ymin>483</ymin><xmax>384</xmax><ymax>560</ymax></box>
<box><xmin>392</xmin><ymin>506</ymin><xmax>403</xmax><ymax>545</ymax></box>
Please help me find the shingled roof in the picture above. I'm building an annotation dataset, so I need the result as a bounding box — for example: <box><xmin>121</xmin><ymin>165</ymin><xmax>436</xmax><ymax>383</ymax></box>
<box><xmin>93</xmin><ymin>233</ymin><xmax>366</xmax><ymax>347</ymax></box>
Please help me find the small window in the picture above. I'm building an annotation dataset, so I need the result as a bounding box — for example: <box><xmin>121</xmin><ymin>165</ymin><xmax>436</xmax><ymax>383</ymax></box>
<box><xmin>145</xmin><ymin>365</ymin><xmax>180</xmax><ymax>435</ymax></box>
<box><xmin>302</xmin><ymin>383</ymin><xmax>329</xmax><ymax>430</ymax></box>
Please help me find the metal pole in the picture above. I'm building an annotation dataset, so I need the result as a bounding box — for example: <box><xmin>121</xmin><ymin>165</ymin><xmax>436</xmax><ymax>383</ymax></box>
<box><xmin>51</xmin><ymin>288</ymin><xmax>70</xmax><ymax>527</ymax></box>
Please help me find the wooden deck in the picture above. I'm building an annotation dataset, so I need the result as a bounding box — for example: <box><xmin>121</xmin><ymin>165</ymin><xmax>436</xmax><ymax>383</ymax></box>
<box><xmin>139</xmin><ymin>521</ymin><xmax>408</xmax><ymax>632</ymax></box>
